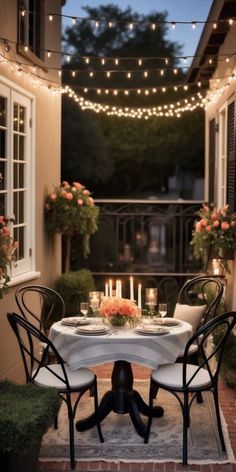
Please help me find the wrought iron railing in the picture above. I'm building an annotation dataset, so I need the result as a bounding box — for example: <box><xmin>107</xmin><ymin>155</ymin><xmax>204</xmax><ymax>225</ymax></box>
<box><xmin>71</xmin><ymin>199</ymin><xmax>204</xmax><ymax>302</ymax></box>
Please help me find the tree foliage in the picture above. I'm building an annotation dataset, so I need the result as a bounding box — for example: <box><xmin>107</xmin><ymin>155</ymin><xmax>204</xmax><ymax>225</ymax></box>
<box><xmin>61</xmin><ymin>4</ymin><xmax>204</xmax><ymax>197</ymax></box>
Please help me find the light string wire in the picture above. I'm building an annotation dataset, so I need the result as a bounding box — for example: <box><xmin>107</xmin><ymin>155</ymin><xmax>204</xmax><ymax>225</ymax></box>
<box><xmin>20</xmin><ymin>8</ymin><xmax>236</xmax><ymax>28</ymax></box>
<box><xmin>1</xmin><ymin>40</ymin><xmax>236</xmax><ymax>118</ymax></box>
<box><xmin>2</xmin><ymin>34</ymin><xmax>236</xmax><ymax>65</ymax></box>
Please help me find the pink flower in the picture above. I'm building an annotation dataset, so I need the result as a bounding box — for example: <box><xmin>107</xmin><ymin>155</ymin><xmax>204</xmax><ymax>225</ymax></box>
<box><xmin>61</xmin><ymin>190</ymin><xmax>67</xmax><ymax>197</ymax></box>
<box><xmin>61</xmin><ymin>181</ymin><xmax>69</xmax><ymax>187</ymax></box>
<box><xmin>87</xmin><ymin>197</ymin><xmax>94</xmax><ymax>206</ymax></box>
<box><xmin>213</xmin><ymin>220</ymin><xmax>220</xmax><ymax>227</ymax></box>
<box><xmin>73</xmin><ymin>182</ymin><xmax>84</xmax><ymax>190</ymax></box>
<box><xmin>221</xmin><ymin>222</ymin><xmax>230</xmax><ymax>230</ymax></box>
<box><xmin>66</xmin><ymin>193</ymin><xmax>73</xmax><ymax>201</ymax></box>
<box><xmin>83</xmin><ymin>189</ymin><xmax>91</xmax><ymax>195</ymax></box>
<box><xmin>0</xmin><ymin>216</ymin><xmax>4</xmax><ymax>224</ymax></box>
<box><xmin>77</xmin><ymin>199</ymin><xmax>83</xmax><ymax>205</ymax></box>
<box><xmin>206</xmin><ymin>225</ymin><xmax>212</xmax><ymax>232</ymax></box>
<box><xmin>203</xmin><ymin>204</ymin><xmax>209</xmax><ymax>213</ymax></box>
<box><xmin>212</xmin><ymin>211</ymin><xmax>219</xmax><ymax>221</ymax></box>
<box><xmin>50</xmin><ymin>192</ymin><xmax>57</xmax><ymax>200</ymax></box>
<box><xmin>200</xmin><ymin>219</ymin><xmax>207</xmax><ymax>228</ymax></box>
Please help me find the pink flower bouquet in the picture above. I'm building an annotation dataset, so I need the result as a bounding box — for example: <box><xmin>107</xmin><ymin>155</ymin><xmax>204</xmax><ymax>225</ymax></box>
<box><xmin>191</xmin><ymin>204</ymin><xmax>236</xmax><ymax>268</ymax></box>
<box><xmin>100</xmin><ymin>297</ymin><xmax>141</xmax><ymax>327</ymax></box>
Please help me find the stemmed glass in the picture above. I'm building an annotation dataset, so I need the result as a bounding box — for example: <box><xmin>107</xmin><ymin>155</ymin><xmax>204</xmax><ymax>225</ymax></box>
<box><xmin>158</xmin><ymin>303</ymin><xmax>167</xmax><ymax>322</ymax></box>
<box><xmin>80</xmin><ymin>302</ymin><xmax>89</xmax><ymax>320</ymax></box>
<box><xmin>89</xmin><ymin>291</ymin><xmax>103</xmax><ymax>316</ymax></box>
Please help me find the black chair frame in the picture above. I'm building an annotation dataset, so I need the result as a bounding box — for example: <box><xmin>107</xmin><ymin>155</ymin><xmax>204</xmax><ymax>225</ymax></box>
<box><xmin>7</xmin><ymin>312</ymin><xmax>104</xmax><ymax>469</ymax></box>
<box><xmin>15</xmin><ymin>284</ymin><xmax>65</xmax><ymax>334</ymax></box>
<box><xmin>145</xmin><ymin>311</ymin><xmax>236</xmax><ymax>465</ymax></box>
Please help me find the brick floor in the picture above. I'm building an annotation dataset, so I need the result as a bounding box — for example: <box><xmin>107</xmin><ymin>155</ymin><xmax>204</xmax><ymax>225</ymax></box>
<box><xmin>38</xmin><ymin>363</ymin><xmax>236</xmax><ymax>472</ymax></box>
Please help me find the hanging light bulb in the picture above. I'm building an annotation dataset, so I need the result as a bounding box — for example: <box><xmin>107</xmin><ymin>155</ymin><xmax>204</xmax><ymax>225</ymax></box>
<box><xmin>66</xmin><ymin>55</ymin><xmax>71</xmax><ymax>63</ymax></box>
<box><xmin>213</xmin><ymin>22</ymin><xmax>217</xmax><ymax>29</ymax></box>
<box><xmin>72</xmin><ymin>71</ymin><xmax>76</xmax><ymax>77</ymax></box>
<box><xmin>144</xmin><ymin>71</ymin><xmax>148</xmax><ymax>78</ymax></box>
<box><xmin>129</xmin><ymin>22</ymin><xmax>133</xmax><ymax>30</ymax></box>
<box><xmin>165</xmin><ymin>58</ymin><xmax>169</xmax><ymax>65</ymax></box>
<box><xmin>89</xmin><ymin>71</ymin><xmax>94</xmax><ymax>77</ymax></box>
<box><xmin>95</xmin><ymin>21</ymin><xmax>99</xmax><ymax>28</ymax></box>
<box><xmin>108</xmin><ymin>21</ymin><xmax>113</xmax><ymax>28</ymax></box>
<box><xmin>72</xmin><ymin>17</ymin><xmax>76</xmax><ymax>25</ymax></box>
<box><xmin>115</xmin><ymin>58</ymin><xmax>119</xmax><ymax>65</ymax></box>
<box><xmin>171</xmin><ymin>22</ymin><xmax>176</xmax><ymax>29</ymax></box>
<box><xmin>47</xmin><ymin>50</ymin><xmax>51</xmax><ymax>58</ymax></box>
<box><xmin>160</xmin><ymin>69</ymin><xmax>164</xmax><ymax>76</ymax></box>
<box><xmin>138</xmin><ymin>59</ymin><xmax>142</xmax><ymax>66</ymax></box>
<box><xmin>85</xmin><ymin>57</ymin><xmax>90</xmax><ymax>64</ymax></box>
<box><xmin>228</xmin><ymin>18</ymin><xmax>234</xmax><ymax>26</ymax></box>
<box><xmin>49</xmin><ymin>14</ymin><xmax>53</xmax><ymax>22</ymax></box>
<box><xmin>101</xmin><ymin>58</ymin><xmax>106</xmax><ymax>65</ymax></box>
<box><xmin>192</xmin><ymin>21</ymin><xmax>197</xmax><ymax>29</ymax></box>
<box><xmin>127</xmin><ymin>72</ymin><xmax>132</xmax><ymax>79</ymax></box>
<box><xmin>151</xmin><ymin>23</ymin><xmax>156</xmax><ymax>30</ymax></box>
<box><xmin>173</xmin><ymin>68</ymin><xmax>178</xmax><ymax>74</ymax></box>
<box><xmin>106</xmin><ymin>71</ymin><xmax>111</xmax><ymax>78</ymax></box>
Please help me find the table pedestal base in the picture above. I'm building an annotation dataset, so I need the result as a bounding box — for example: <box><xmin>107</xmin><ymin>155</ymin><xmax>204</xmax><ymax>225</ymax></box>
<box><xmin>76</xmin><ymin>360</ymin><xmax>163</xmax><ymax>438</ymax></box>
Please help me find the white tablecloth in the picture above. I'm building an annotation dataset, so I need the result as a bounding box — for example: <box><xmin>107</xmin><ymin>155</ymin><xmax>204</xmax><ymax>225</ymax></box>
<box><xmin>50</xmin><ymin>318</ymin><xmax>192</xmax><ymax>371</ymax></box>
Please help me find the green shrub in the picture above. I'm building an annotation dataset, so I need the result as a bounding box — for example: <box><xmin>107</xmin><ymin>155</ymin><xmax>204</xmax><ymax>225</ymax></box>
<box><xmin>0</xmin><ymin>380</ymin><xmax>61</xmax><ymax>455</ymax></box>
<box><xmin>54</xmin><ymin>269</ymin><xmax>95</xmax><ymax>315</ymax></box>
<box><xmin>213</xmin><ymin>326</ymin><xmax>236</xmax><ymax>389</ymax></box>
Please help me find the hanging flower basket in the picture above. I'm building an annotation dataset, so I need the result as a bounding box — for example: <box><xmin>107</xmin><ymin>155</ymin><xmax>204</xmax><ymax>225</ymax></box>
<box><xmin>45</xmin><ymin>181</ymin><xmax>99</xmax><ymax>272</ymax></box>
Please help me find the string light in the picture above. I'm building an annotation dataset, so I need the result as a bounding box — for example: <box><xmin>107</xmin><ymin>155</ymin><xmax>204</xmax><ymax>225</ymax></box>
<box><xmin>63</xmin><ymin>85</ymin><xmax>207</xmax><ymax>119</ymax></box>
<box><xmin>48</xmin><ymin>14</ymin><xmax>53</xmax><ymax>22</ymax></box>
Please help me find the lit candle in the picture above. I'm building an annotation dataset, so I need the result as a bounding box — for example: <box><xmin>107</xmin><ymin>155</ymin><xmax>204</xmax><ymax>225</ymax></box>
<box><xmin>105</xmin><ymin>282</ymin><xmax>109</xmax><ymax>297</ymax></box>
<box><xmin>119</xmin><ymin>280</ymin><xmax>122</xmax><ymax>298</ymax></box>
<box><xmin>109</xmin><ymin>279</ymin><xmax>113</xmax><ymax>297</ymax></box>
<box><xmin>138</xmin><ymin>283</ymin><xmax>142</xmax><ymax>309</ymax></box>
<box><xmin>130</xmin><ymin>276</ymin><xmax>134</xmax><ymax>300</ymax></box>
<box><xmin>116</xmin><ymin>279</ymin><xmax>119</xmax><ymax>297</ymax></box>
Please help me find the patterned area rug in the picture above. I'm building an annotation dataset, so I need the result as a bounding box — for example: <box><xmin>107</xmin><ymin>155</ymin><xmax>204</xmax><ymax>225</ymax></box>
<box><xmin>40</xmin><ymin>379</ymin><xmax>235</xmax><ymax>464</ymax></box>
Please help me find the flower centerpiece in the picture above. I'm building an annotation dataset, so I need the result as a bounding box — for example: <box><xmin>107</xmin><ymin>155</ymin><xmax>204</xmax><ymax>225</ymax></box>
<box><xmin>45</xmin><ymin>181</ymin><xmax>99</xmax><ymax>272</ymax></box>
<box><xmin>190</xmin><ymin>204</ymin><xmax>236</xmax><ymax>271</ymax></box>
<box><xmin>100</xmin><ymin>297</ymin><xmax>141</xmax><ymax>327</ymax></box>
<box><xmin>0</xmin><ymin>217</ymin><xmax>17</xmax><ymax>298</ymax></box>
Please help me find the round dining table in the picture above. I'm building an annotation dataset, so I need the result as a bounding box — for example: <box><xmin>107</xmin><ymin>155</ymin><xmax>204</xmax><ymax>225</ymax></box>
<box><xmin>50</xmin><ymin>317</ymin><xmax>192</xmax><ymax>438</ymax></box>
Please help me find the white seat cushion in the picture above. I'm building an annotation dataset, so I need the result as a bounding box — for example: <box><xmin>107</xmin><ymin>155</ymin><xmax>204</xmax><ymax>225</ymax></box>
<box><xmin>151</xmin><ymin>363</ymin><xmax>211</xmax><ymax>389</ymax></box>
<box><xmin>33</xmin><ymin>364</ymin><xmax>95</xmax><ymax>390</ymax></box>
<box><xmin>174</xmin><ymin>303</ymin><xmax>207</xmax><ymax>333</ymax></box>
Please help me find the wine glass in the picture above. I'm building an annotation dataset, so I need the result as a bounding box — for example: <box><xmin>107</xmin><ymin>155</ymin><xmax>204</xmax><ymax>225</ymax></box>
<box><xmin>159</xmin><ymin>303</ymin><xmax>167</xmax><ymax>322</ymax></box>
<box><xmin>80</xmin><ymin>302</ymin><xmax>89</xmax><ymax>320</ymax></box>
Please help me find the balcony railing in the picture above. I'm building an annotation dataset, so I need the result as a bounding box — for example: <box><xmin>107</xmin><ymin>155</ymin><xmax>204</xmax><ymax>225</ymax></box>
<box><xmin>71</xmin><ymin>199</ymin><xmax>204</xmax><ymax>300</ymax></box>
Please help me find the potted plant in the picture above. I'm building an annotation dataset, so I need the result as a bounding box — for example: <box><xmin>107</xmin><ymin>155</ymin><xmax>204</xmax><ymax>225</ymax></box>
<box><xmin>190</xmin><ymin>204</ymin><xmax>236</xmax><ymax>272</ymax></box>
<box><xmin>0</xmin><ymin>217</ymin><xmax>17</xmax><ymax>298</ymax></box>
<box><xmin>45</xmin><ymin>181</ymin><xmax>99</xmax><ymax>272</ymax></box>
<box><xmin>0</xmin><ymin>380</ymin><xmax>61</xmax><ymax>472</ymax></box>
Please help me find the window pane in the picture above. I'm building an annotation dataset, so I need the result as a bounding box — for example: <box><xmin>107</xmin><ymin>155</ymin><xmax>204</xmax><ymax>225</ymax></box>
<box><xmin>19</xmin><ymin>163</ymin><xmax>24</xmax><ymax>188</ymax></box>
<box><xmin>14</xmin><ymin>191</ymin><xmax>24</xmax><ymax>224</ymax></box>
<box><xmin>13</xmin><ymin>134</ymin><xmax>18</xmax><ymax>160</ymax></box>
<box><xmin>14</xmin><ymin>226</ymin><xmax>25</xmax><ymax>260</ymax></box>
<box><xmin>0</xmin><ymin>161</ymin><xmax>6</xmax><ymax>190</ymax></box>
<box><xmin>13</xmin><ymin>104</ymin><xmax>18</xmax><ymax>131</ymax></box>
<box><xmin>0</xmin><ymin>193</ymin><xmax>5</xmax><ymax>214</ymax></box>
<box><xmin>19</xmin><ymin>135</ymin><xmax>24</xmax><ymax>160</ymax></box>
<box><xmin>0</xmin><ymin>130</ymin><xmax>6</xmax><ymax>158</ymax></box>
<box><xmin>19</xmin><ymin>106</ymin><xmax>25</xmax><ymax>133</ymax></box>
<box><xmin>0</xmin><ymin>97</ymin><xmax>6</xmax><ymax>127</ymax></box>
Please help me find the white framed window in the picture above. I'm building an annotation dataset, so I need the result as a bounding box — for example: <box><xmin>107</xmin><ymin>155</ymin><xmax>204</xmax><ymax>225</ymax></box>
<box><xmin>0</xmin><ymin>80</ymin><xmax>35</xmax><ymax>279</ymax></box>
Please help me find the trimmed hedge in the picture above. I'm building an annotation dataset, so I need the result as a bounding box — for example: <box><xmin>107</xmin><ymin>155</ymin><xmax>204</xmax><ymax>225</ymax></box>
<box><xmin>54</xmin><ymin>269</ymin><xmax>95</xmax><ymax>315</ymax></box>
<box><xmin>0</xmin><ymin>381</ymin><xmax>61</xmax><ymax>455</ymax></box>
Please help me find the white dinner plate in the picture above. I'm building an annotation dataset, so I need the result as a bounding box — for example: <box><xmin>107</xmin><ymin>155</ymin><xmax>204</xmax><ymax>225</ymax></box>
<box><xmin>152</xmin><ymin>317</ymin><xmax>182</xmax><ymax>327</ymax></box>
<box><xmin>75</xmin><ymin>324</ymin><xmax>110</xmax><ymax>335</ymax></box>
<box><xmin>61</xmin><ymin>317</ymin><xmax>90</xmax><ymax>327</ymax></box>
<box><xmin>136</xmin><ymin>325</ymin><xmax>170</xmax><ymax>335</ymax></box>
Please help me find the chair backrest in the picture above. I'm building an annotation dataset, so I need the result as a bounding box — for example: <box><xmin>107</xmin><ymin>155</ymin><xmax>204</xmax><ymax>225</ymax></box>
<box><xmin>7</xmin><ymin>312</ymin><xmax>70</xmax><ymax>389</ymax></box>
<box><xmin>182</xmin><ymin>311</ymin><xmax>236</xmax><ymax>388</ymax></box>
<box><xmin>15</xmin><ymin>285</ymin><xmax>65</xmax><ymax>334</ymax></box>
<box><xmin>177</xmin><ymin>276</ymin><xmax>224</xmax><ymax>324</ymax></box>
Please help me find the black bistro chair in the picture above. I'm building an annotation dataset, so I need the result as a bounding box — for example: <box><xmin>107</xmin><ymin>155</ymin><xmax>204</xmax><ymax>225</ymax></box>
<box><xmin>7</xmin><ymin>312</ymin><xmax>104</xmax><ymax>469</ymax></box>
<box><xmin>145</xmin><ymin>311</ymin><xmax>236</xmax><ymax>465</ymax></box>
<box><xmin>176</xmin><ymin>275</ymin><xmax>224</xmax><ymax>326</ymax></box>
<box><xmin>15</xmin><ymin>284</ymin><xmax>65</xmax><ymax>334</ymax></box>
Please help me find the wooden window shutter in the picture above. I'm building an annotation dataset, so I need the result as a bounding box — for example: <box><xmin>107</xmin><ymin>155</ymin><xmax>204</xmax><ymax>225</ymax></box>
<box><xmin>227</xmin><ymin>101</ymin><xmax>236</xmax><ymax>211</ymax></box>
<box><xmin>208</xmin><ymin>118</ymin><xmax>216</xmax><ymax>205</ymax></box>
